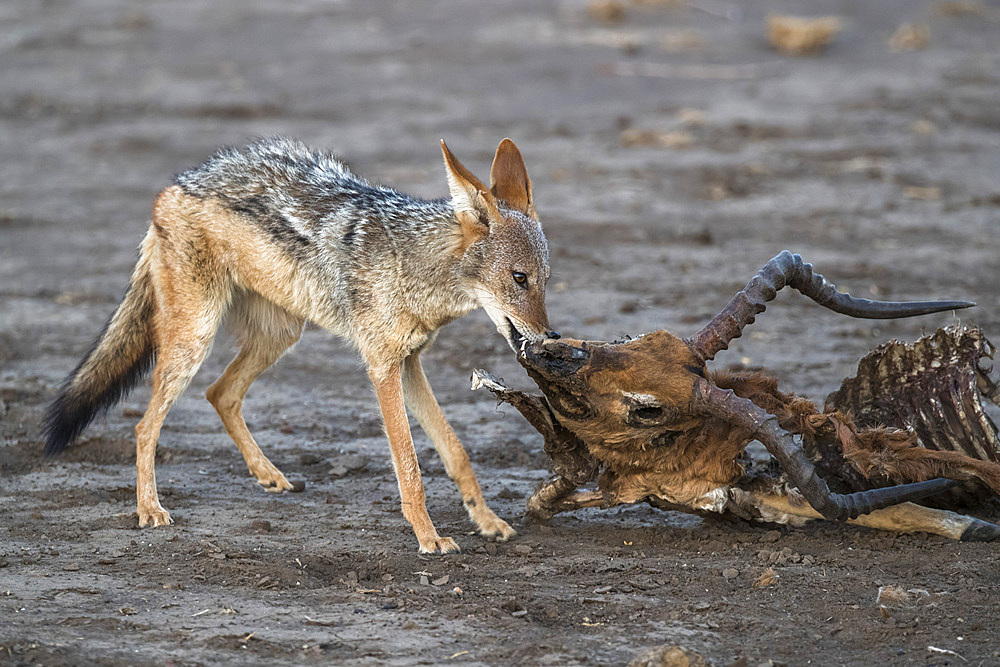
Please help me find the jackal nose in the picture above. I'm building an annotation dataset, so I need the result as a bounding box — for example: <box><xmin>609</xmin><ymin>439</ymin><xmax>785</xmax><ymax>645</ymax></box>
<box><xmin>545</xmin><ymin>330</ymin><xmax>561</xmax><ymax>339</ymax></box>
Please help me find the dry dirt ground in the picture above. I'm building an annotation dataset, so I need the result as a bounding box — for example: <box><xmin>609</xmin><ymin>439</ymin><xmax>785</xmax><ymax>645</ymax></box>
<box><xmin>2</xmin><ymin>1</ymin><xmax>1000</xmax><ymax>665</ymax></box>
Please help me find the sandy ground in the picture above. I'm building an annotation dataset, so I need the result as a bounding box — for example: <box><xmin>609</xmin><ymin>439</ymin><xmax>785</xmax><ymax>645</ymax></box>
<box><xmin>2</xmin><ymin>1</ymin><xmax>1000</xmax><ymax>664</ymax></box>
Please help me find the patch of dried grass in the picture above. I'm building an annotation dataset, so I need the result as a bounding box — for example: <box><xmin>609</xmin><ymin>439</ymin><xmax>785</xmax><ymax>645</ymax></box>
<box><xmin>588</xmin><ymin>0</ymin><xmax>626</xmax><ymax>23</ymax></box>
<box><xmin>889</xmin><ymin>23</ymin><xmax>929</xmax><ymax>52</ymax></box>
<box><xmin>620</xmin><ymin>128</ymin><xmax>694</xmax><ymax>149</ymax></box>
<box><xmin>767</xmin><ymin>15</ymin><xmax>842</xmax><ymax>56</ymax></box>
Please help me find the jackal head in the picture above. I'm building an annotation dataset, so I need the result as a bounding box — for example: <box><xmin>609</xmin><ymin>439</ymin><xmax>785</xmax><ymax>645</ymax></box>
<box><xmin>441</xmin><ymin>139</ymin><xmax>557</xmax><ymax>351</ymax></box>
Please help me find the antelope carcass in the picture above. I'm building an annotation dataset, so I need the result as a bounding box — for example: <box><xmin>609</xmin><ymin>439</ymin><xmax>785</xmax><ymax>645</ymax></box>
<box><xmin>473</xmin><ymin>251</ymin><xmax>1000</xmax><ymax>541</ymax></box>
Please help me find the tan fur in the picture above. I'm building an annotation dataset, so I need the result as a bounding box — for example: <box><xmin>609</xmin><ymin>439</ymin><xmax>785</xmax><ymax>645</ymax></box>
<box><xmin>123</xmin><ymin>138</ymin><xmax>545</xmax><ymax>549</ymax></box>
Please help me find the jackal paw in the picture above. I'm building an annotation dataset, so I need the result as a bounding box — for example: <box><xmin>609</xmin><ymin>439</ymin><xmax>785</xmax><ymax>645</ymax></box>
<box><xmin>475</xmin><ymin>512</ymin><xmax>516</xmax><ymax>541</ymax></box>
<box><xmin>138</xmin><ymin>504</ymin><xmax>173</xmax><ymax>528</ymax></box>
<box><xmin>252</xmin><ymin>465</ymin><xmax>305</xmax><ymax>493</ymax></box>
<box><xmin>418</xmin><ymin>535</ymin><xmax>461</xmax><ymax>554</ymax></box>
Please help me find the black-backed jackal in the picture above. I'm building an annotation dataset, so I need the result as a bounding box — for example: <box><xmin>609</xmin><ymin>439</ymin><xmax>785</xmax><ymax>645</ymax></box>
<box><xmin>44</xmin><ymin>137</ymin><xmax>558</xmax><ymax>553</ymax></box>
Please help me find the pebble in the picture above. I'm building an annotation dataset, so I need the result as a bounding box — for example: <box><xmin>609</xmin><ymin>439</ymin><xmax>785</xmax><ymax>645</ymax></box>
<box><xmin>250</xmin><ymin>520</ymin><xmax>271</xmax><ymax>533</ymax></box>
<box><xmin>299</xmin><ymin>453</ymin><xmax>321</xmax><ymax>465</ymax></box>
<box><xmin>431</xmin><ymin>575</ymin><xmax>449</xmax><ymax>586</ymax></box>
<box><xmin>62</xmin><ymin>562</ymin><xmax>80</xmax><ymax>572</ymax></box>
<box><xmin>484</xmin><ymin>543</ymin><xmax>498</xmax><ymax>556</ymax></box>
<box><xmin>328</xmin><ymin>454</ymin><xmax>369</xmax><ymax>477</ymax></box>
<box><xmin>513</xmin><ymin>544</ymin><xmax>532</xmax><ymax>555</ymax></box>
<box><xmin>760</xmin><ymin>530</ymin><xmax>782</xmax><ymax>543</ymax></box>
<box><xmin>722</xmin><ymin>568</ymin><xmax>739</xmax><ymax>580</ymax></box>
<box><xmin>628</xmin><ymin>645</ymin><xmax>708</xmax><ymax>667</ymax></box>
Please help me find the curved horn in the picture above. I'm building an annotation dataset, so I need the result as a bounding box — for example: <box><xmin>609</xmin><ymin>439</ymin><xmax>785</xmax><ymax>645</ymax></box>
<box><xmin>686</xmin><ymin>251</ymin><xmax>974</xmax><ymax>363</ymax></box>
<box><xmin>690</xmin><ymin>377</ymin><xmax>959</xmax><ymax>520</ymax></box>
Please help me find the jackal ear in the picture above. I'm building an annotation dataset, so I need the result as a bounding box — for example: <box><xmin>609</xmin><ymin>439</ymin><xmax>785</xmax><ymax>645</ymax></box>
<box><xmin>441</xmin><ymin>140</ymin><xmax>498</xmax><ymax>245</ymax></box>
<box><xmin>489</xmin><ymin>138</ymin><xmax>535</xmax><ymax>220</ymax></box>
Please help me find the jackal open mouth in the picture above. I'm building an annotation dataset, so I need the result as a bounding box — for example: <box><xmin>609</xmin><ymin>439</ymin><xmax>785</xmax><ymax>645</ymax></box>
<box><xmin>505</xmin><ymin>317</ymin><xmax>528</xmax><ymax>351</ymax></box>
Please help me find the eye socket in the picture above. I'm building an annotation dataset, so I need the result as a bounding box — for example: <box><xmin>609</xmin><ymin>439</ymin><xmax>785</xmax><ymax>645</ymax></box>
<box><xmin>633</xmin><ymin>406</ymin><xmax>663</xmax><ymax>420</ymax></box>
<box><xmin>512</xmin><ymin>271</ymin><xmax>528</xmax><ymax>285</ymax></box>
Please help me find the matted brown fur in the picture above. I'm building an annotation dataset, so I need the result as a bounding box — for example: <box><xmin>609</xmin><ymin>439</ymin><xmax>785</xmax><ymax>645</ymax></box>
<box><xmin>477</xmin><ymin>326</ymin><xmax>1000</xmax><ymax>541</ymax></box>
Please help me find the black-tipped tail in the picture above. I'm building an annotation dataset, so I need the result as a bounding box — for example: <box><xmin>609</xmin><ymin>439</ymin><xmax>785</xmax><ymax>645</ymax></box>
<box><xmin>43</xmin><ymin>241</ymin><xmax>156</xmax><ymax>456</ymax></box>
<box><xmin>43</xmin><ymin>337</ymin><xmax>154</xmax><ymax>456</ymax></box>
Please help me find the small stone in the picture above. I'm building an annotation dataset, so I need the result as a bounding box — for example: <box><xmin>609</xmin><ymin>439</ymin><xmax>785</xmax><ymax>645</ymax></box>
<box><xmin>328</xmin><ymin>454</ymin><xmax>368</xmax><ymax>477</ymax></box>
<box><xmin>402</xmin><ymin>621</ymin><xmax>418</xmax><ymax>630</ymax></box>
<box><xmin>431</xmin><ymin>575</ymin><xmax>449</xmax><ymax>586</ymax></box>
<box><xmin>299</xmin><ymin>453</ymin><xmax>321</xmax><ymax>465</ymax></box>
<box><xmin>250</xmin><ymin>520</ymin><xmax>271</xmax><ymax>533</ymax></box>
<box><xmin>593</xmin><ymin>585</ymin><xmax>613</xmax><ymax>594</ymax></box>
<box><xmin>628</xmin><ymin>645</ymin><xmax>708</xmax><ymax>667</ymax></box>
<box><xmin>511</xmin><ymin>609</ymin><xmax>528</xmax><ymax>617</ymax></box>
<box><xmin>760</xmin><ymin>530</ymin><xmax>781</xmax><ymax>543</ymax></box>
<box><xmin>484</xmin><ymin>543</ymin><xmax>498</xmax><ymax>556</ymax></box>
<box><xmin>722</xmin><ymin>568</ymin><xmax>739</xmax><ymax>580</ymax></box>
<box><xmin>802</xmin><ymin>555</ymin><xmax>815</xmax><ymax>566</ymax></box>
<box><xmin>514</xmin><ymin>545</ymin><xmax>532</xmax><ymax>556</ymax></box>
<box><xmin>419</xmin><ymin>575</ymin><xmax>429</xmax><ymax>586</ymax></box>
<box><xmin>62</xmin><ymin>562</ymin><xmax>81</xmax><ymax>572</ymax></box>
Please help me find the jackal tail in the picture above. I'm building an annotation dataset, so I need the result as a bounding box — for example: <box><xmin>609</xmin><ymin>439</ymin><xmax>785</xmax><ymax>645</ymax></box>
<box><xmin>43</xmin><ymin>230</ymin><xmax>157</xmax><ymax>455</ymax></box>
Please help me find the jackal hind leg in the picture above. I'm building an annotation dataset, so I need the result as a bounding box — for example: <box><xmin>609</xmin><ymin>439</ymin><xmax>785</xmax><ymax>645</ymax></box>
<box><xmin>207</xmin><ymin>292</ymin><xmax>304</xmax><ymax>493</ymax></box>
<box><xmin>402</xmin><ymin>351</ymin><xmax>515</xmax><ymax>541</ymax></box>
<box><xmin>136</xmin><ymin>278</ymin><xmax>227</xmax><ymax>528</ymax></box>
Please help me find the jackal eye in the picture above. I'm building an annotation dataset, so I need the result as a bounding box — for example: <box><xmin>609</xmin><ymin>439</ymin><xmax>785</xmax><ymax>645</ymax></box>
<box><xmin>512</xmin><ymin>271</ymin><xmax>528</xmax><ymax>286</ymax></box>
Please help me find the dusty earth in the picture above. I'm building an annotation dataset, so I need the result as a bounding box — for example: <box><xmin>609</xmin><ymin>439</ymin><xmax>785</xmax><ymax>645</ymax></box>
<box><xmin>2</xmin><ymin>1</ymin><xmax>1000</xmax><ymax>665</ymax></box>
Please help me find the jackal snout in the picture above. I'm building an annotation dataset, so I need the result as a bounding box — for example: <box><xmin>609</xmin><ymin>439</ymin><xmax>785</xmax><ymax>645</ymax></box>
<box><xmin>441</xmin><ymin>137</ymin><xmax>557</xmax><ymax>352</ymax></box>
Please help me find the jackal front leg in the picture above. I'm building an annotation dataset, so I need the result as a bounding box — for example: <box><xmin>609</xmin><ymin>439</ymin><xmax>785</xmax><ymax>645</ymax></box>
<box><xmin>402</xmin><ymin>352</ymin><xmax>515</xmax><ymax>541</ymax></box>
<box><xmin>371</xmin><ymin>362</ymin><xmax>460</xmax><ymax>554</ymax></box>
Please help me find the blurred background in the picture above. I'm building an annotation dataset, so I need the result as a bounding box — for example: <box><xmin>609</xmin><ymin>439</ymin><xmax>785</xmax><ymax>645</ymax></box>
<box><xmin>2</xmin><ymin>2</ymin><xmax>1000</xmax><ymax>663</ymax></box>
<box><xmin>3</xmin><ymin>1</ymin><xmax>998</xmax><ymax>384</ymax></box>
